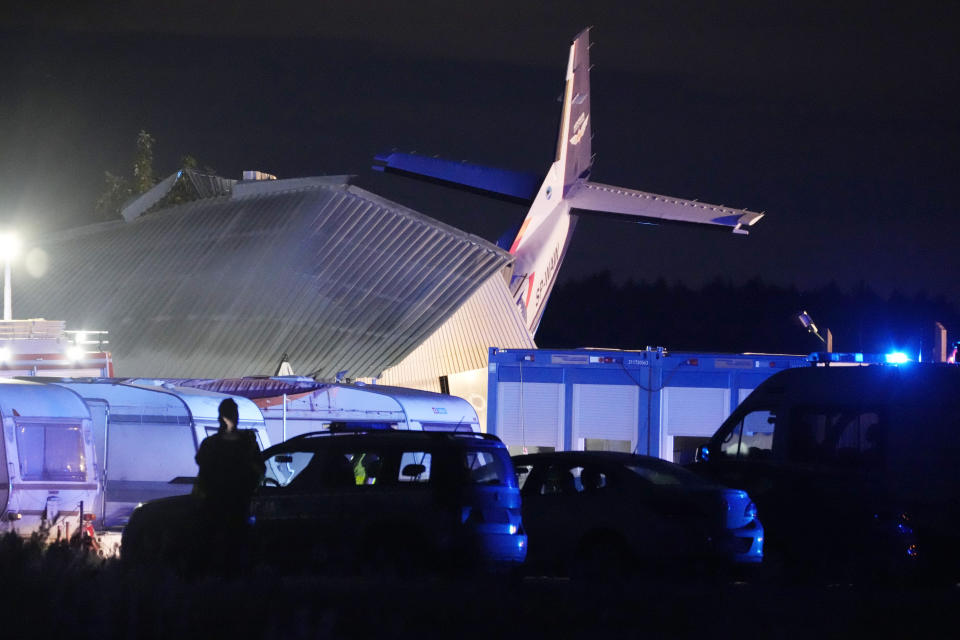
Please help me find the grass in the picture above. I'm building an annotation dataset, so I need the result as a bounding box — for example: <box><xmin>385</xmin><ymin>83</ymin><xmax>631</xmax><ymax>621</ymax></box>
<box><xmin>0</xmin><ymin>531</ymin><xmax>955</xmax><ymax>639</ymax></box>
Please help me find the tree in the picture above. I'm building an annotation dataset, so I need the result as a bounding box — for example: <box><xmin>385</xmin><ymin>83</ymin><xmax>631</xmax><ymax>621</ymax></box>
<box><xmin>96</xmin><ymin>132</ymin><xmax>210</xmax><ymax>220</ymax></box>
<box><xmin>94</xmin><ymin>171</ymin><xmax>132</xmax><ymax>221</ymax></box>
<box><xmin>132</xmin><ymin>130</ymin><xmax>156</xmax><ymax>195</ymax></box>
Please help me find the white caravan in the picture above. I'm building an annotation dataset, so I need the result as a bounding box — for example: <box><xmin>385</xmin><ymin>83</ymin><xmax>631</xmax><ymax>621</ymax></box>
<box><xmin>255</xmin><ymin>381</ymin><xmax>481</xmax><ymax>443</ymax></box>
<box><xmin>0</xmin><ymin>379</ymin><xmax>99</xmax><ymax>541</ymax></box>
<box><xmin>136</xmin><ymin>377</ymin><xmax>481</xmax><ymax>444</ymax></box>
<box><xmin>42</xmin><ymin>379</ymin><xmax>269</xmax><ymax>533</ymax></box>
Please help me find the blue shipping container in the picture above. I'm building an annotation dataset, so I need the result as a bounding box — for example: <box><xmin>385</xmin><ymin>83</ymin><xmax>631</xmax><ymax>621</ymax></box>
<box><xmin>486</xmin><ymin>347</ymin><xmax>808</xmax><ymax>464</ymax></box>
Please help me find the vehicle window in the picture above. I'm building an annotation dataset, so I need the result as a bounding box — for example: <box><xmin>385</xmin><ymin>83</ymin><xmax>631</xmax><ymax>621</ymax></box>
<box><xmin>349</xmin><ymin>451</ymin><xmax>385</xmax><ymax>485</ymax></box>
<box><xmin>721</xmin><ymin>410</ymin><xmax>776</xmax><ymax>459</ymax></box>
<box><xmin>286</xmin><ymin>451</ymin><xmax>357</xmax><ymax>489</ymax></box>
<box><xmin>789</xmin><ymin>407</ymin><xmax>883</xmax><ymax>468</ymax></box>
<box><xmin>464</xmin><ymin>448</ymin><xmax>511</xmax><ymax>486</ymax></box>
<box><xmin>571</xmin><ymin>465</ymin><xmax>609</xmax><ymax>492</ymax></box>
<box><xmin>514</xmin><ymin>464</ymin><xmax>532</xmax><ymax>490</ymax></box>
<box><xmin>263</xmin><ymin>451</ymin><xmax>315</xmax><ymax>487</ymax></box>
<box><xmin>398</xmin><ymin>451</ymin><xmax>432</xmax><ymax>482</ymax></box>
<box><xmin>16</xmin><ymin>421</ymin><xmax>87</xmax><ymax>482</ymax></box>
<box><xmin>537</xmin><ymin>464</ymin><xmax>577</xmax><ymax>495</ymax></box>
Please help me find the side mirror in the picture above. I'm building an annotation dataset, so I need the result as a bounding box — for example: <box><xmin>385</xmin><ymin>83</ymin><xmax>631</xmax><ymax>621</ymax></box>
<box><xmin>401</xmin><ymin>463</ymin><xmax>427</xmax><ymax>478</ymax></box>
<box><xmin>695</xmin><ymin>446</ymin><xmax>710</xmax><ymax>463</ymax></box>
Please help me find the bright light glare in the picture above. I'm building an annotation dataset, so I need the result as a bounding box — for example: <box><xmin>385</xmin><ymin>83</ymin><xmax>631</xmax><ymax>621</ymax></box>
<box><xmin>66</xmin><ymin>345</ymin><xmax>85</xmax><ymax>362</ymax></box>
<box><xmin>0</xmin><ymin>233</ymin><xmax>20</xmax><ymax>260</ymax></box>
<box><xmin>885</xmin><ymin>352</ymin><xmax>909</xmax><ymax>364</ymax></box>
<box><xmin>25</xmin><ymin>247</ymin><xmax>48</xmax><ymax>278</ymax></box>
<box><xmin>0</xmin><ymin>347</ymin><xmax>10</xmax><ymax>363</ymax></box>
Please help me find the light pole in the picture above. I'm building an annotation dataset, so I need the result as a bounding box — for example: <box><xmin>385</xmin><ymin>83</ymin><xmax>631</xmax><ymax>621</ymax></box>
<box><xmin>0</xmin><ymin>233</ymin><xmax>20</xmax><ymax>321</ymax></box>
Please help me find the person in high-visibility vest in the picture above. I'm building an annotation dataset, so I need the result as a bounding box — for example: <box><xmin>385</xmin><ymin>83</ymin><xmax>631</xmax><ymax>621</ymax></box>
<box><xmin>352</xmin><ymin>453</ymin><xmax>381</xmax><ymax>485</ymax></box>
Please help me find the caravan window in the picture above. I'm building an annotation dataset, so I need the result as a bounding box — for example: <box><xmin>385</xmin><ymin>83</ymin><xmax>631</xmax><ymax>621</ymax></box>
<box><xmin>109</xmin><ymin>421</ymin><xmax>197</xmax><ymax>481</ymax></box>
<box><xmin>16</xmin><ymin>422</ymin><xmax>87</xmax><ymax>482</ymax></box>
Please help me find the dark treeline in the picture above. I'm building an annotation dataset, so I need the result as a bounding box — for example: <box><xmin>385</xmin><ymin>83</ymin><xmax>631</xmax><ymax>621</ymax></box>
<box><xmin>538</xmin><ymin>271</ymin><xmax>960</xmax><ymax>358</ymax></box>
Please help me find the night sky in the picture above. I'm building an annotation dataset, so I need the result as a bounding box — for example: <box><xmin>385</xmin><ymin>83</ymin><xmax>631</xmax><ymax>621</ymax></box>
<box><xmin>2</xmin><ymin>2</ymin><xmax>958</xmax><ymax>307</ymax></box>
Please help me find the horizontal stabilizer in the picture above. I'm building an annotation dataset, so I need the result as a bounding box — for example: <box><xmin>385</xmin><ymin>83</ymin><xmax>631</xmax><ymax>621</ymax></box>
<box><xmin>567</xmin><ymin>181</ymin><xmax>763</xmax><ymax>233</ymax></box>
<box><xmin>373</xmin><ymin>152</ymin><xmax>541</xmax><ymax>203</ymax></box>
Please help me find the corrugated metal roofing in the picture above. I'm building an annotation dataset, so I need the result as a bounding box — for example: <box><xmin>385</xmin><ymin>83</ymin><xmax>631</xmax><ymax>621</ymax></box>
<box><xmin>18</xmin><ymin>176</ymin><xmax>515</xmax><ymax>380</ymax></box>
<box><xmin>376</xmin><ymin>273</ymin><xmax>536</xmax><ymax>386</ymax></box>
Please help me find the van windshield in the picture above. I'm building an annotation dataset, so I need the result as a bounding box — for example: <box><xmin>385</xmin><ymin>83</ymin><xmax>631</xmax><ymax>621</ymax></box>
<box><xmin>464</xmin><ymin>448</ymin><xmax>514</xmax><ymax>487</ymax></box>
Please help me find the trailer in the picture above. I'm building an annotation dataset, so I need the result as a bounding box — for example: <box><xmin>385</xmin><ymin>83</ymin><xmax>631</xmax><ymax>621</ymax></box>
<box><xmin>0</xmin><ymin>379</ymin><xmax>99</xmax><ymax>541</ymax></box>
<box><xmin>143</xmin><ymin>377</ymin><xmax>481</xmax><ymax>444</ymax></box>
<box><xmin>487</xmin><ymin>347</ymin><xmax>808</xmax><ymax>463</ymax></box>
<box><xmin>38</xmin><ymin>379</ymin><xmax>269</xmax><ymax>541</ymax></box>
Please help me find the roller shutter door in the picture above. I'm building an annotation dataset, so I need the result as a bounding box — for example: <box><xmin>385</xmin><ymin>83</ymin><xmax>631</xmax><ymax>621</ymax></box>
<box><xmin>662</xmin><ymin>386</ymin><xmax>729</xmax><ymax>438</ymax></box>
<box><xmin>571</xmin><ymin>384</ymin><xmax>638</xmax><ymax>451</ymax></box>
<box><xmin>496</xmin><ymin>382</ymin><xmax>564</xmax><ymax>450</ymax></box>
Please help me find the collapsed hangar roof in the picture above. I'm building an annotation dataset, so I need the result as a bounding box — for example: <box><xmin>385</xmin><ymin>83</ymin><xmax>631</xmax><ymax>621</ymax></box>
<box><xmin>17</xmin><ymin>175</ymin><xmax>517</xmax><ymax>379</ymax></box>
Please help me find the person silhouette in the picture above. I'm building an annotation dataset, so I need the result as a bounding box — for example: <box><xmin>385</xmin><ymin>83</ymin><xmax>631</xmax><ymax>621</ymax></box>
<box><xmin>193</xmin><ymin>398</ymin><xmax>265</xmax><ymax>573</ymax></box>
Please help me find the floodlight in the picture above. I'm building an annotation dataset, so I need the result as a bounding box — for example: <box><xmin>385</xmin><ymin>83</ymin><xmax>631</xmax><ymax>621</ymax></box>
<box><xmin>796</xmin><ymin>310</ymin><xmax>826</xmax><ymax>344</ymax></box>
<box><xmin>0</xmin><ymin>233</ymin><xmax>19</xmax><ymax>260</ymax></box>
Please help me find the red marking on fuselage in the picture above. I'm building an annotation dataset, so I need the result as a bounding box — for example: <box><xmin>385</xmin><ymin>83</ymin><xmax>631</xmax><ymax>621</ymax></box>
<box><xmin>525</xmin><ymin>272</ymin><xmax>535</xmax><ymax>308</ymax></box>
<box><xmin>509</xmin><ymin>217</ymin><xmax>533</xmax><ymax>254</ymax></box>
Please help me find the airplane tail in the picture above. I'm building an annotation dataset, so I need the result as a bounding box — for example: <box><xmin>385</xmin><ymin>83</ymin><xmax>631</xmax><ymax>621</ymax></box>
<box><xmin>505</xmin><ymin>29</ymin><xmax>594</xmax><ymax>334</ymax></box>
<box><xmin>372</xmin><ymin>26</ymin><xmax>764</xmax><ymax>338</ymax></box>
<box><xmin>555</xmin><ymin>27</ymin><xmax>593</xmax><ymax>196</ymax></box>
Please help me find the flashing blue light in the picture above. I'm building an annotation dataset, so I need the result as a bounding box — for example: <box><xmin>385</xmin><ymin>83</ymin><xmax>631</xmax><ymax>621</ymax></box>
<box><xmin>885</xmin><ymin>352</ymin><xmax>909</xmax><ymax>364</ymax></box>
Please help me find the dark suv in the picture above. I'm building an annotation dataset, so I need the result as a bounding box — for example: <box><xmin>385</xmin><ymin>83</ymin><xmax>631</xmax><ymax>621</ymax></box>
<box><xmin>123</xmin><ymin>429</ymin><xmax>527</xmax><ymax>574</ymax></box>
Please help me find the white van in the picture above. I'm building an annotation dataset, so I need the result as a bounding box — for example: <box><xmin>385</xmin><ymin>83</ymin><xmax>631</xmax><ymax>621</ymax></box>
<box><xmin>0</xmin><ymin>379</ymin><xmax>99</xmax><ymax>541</ymax></box>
